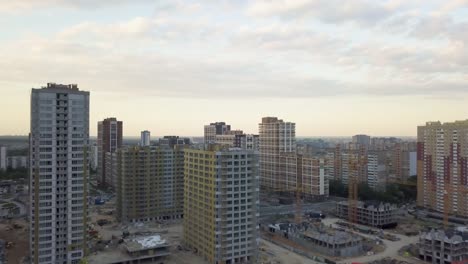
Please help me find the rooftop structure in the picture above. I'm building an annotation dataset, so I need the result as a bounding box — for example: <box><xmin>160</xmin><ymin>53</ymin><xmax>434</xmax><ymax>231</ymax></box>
<box><xmin>88</xmin><ymin>234</ymin><xmax>170</xmax><ymax>264</ymax></box>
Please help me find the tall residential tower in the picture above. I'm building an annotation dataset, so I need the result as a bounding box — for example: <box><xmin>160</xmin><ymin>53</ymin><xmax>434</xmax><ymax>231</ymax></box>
<box><xmin>417</xmin><ymin>120</ymin><xmax>468</xmax><ymax>217</ymax></box>
<box><xmin>30</xmin><ymin>83</ymin><xmax>89</xmax><ymax>264</ymax></box>
<box><xmin>258</xmin><ymin>117</ymin><xmax>296</xmax><ymax>190</ymax></box>
<box><xmin>184</xmin><ymin>146</ymin><xmax>260</xmax><ymax>264</ymax></box>
<box><xmin>97</xmin><ymin>118</ymin><xmax>122</xmax><ymax>186</ymax></box>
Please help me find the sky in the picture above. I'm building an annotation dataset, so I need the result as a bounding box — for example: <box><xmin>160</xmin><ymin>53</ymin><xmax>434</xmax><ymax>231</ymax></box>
<box><xmin>0</xmin><ymin>0</ymin><xmax>467</xmax><ymax>137</ymax></box>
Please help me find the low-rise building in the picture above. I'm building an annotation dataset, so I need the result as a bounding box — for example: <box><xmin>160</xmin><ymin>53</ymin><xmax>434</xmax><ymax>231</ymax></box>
<box><xmin>418</xmin><ymin>227</ymin><xmax>468</xmax><ymax>264</ymax></box>
<box><xmin>88</xmin><ymin>234</ymin><xmax>171</xmax><ymax>264</ymax></box>
<box><xmin>336</xmin><ymin>201</ymin><xmax>398</xmax><ymax>228</ymax></box>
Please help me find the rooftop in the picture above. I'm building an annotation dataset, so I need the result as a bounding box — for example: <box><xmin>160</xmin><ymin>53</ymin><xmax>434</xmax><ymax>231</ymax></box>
<box><xmin>124</xmin><ymin>235</ymin><xmax>167</xmax><ymax>253</ymax></box>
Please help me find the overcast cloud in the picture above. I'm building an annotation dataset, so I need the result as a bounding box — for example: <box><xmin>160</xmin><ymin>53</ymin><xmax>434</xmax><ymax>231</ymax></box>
<box><xmin>0</xmin><ymin>0</ymin><xmax>467</xmax><ymax>136</ymax></box>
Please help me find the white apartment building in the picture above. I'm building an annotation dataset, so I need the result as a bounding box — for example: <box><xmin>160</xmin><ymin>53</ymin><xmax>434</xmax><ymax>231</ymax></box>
<box><xmin>140</xmin><ymin>130</ymin><xmax>151</xmax><ymax>146</ymax></box>
<box><xmin>30</xmin><ymin>83</ymin><xmax>89</xmax><ymax>264</ymax></box>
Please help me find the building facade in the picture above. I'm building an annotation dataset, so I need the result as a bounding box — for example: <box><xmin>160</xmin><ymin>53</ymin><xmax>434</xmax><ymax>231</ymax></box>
<box><xmin>158</xmin><ymin>136</ymin><xmax>190</xmax><ymax>147</ymax></box>
<box><xmin>184</xmin><ymin>147</ymin><xmax>259</xmax><ymax>264</ymax></box>
<box><xmin>30</xmin><ymin>83</ymin><xmax>89</xmax><ymax>264</ymax></box>
<box><xmin>352</xmin><ymin>134</ymin><xmax>371</xmax><ymax>148</ymax></box>
<box><xmin>259</xmin><ymin>117</ymin><xmax>296</xmax><ymax>190</ymax></box>
<box><xmin>0</xmin><ymin>146</ymin><xmax>6</xmax><ymax>171</ymax></box>
<box><xmin>417</xmin><ymin>120</ymin><xmax>468</xmax><ymax>218</ymax></box>
<box><xmin>204</xmin><ymin>122</ymin><xmax>231</xmax><ymax>144</ymax></box>
<box><xmin>114</xmin><ymin>145</ymin><xmax>186</xmax><ymax>222</ymax></box>
<box><xmin>215</xmin><ymin>134</ymin><xmax>259</xmax><ymax>151</ymax></box>
<box><xmin>418</xmin><ymin>227</ymin><xmax>468</xmax><ymax>264</ymax></box>
<box><xmin>140</xmin><ymin>130</ymin><xmax>151</xmax><ymax>146</ymax></box>
<box><xmin>7</xmin><ymin>156</ymin><xmax>28</xmax><ymax>169</ymax></box>
<box><xmin>97</xmin><ymin>118</ymin><xmax>122</xmax><ymax>186</ymax></box>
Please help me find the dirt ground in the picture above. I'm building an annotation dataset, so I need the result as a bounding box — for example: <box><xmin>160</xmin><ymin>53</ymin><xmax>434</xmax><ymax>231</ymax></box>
<box><xmin>258</xmin><ymin>239</ymin><xmax>321</xmax><ymax>264</ymax></box>
<box><xmin>0</xmin><ymin>218</ymin><xmax>29</xmax><ymax>264</ymax></box>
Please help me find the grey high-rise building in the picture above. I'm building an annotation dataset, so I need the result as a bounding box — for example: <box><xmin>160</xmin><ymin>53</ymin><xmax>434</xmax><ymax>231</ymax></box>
<box><xmin>30</xmin><ymin>83</ymin><xmax>89</xmax><ymax>264</ymax></box>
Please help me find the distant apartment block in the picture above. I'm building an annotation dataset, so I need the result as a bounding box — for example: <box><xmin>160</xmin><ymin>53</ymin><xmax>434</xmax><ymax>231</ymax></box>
<box><xmin>113</xmin><ymin>145</ymin><xmax>187</xmax><ymax>223</ymax></box>
<box><xmin>140</xmin><ymin>130</ymin><xmax>151</xmax><ymax>146</ymax></box>
<box><xmin>336</xmin><ymin>201</ymin><xmax>397</xmax><ymax>228</ymax></box>
<box><xmin>0</xmin><ymin>146</ymin><xmax>6</xmax><ymax>171</ymax></box>
<box><xmin>259</xmin><ymin>117</ymin><xmax>296</xmax><ymax>190</ymax></box>
<box><xmin>184</xmin><ymin>147</ymin><xmax>259</xmax><ymax>264</ymax></box>
<box><xmin>390</xmin><ymin>142</ymin><xmax>417</xmax><ymax>183</ymax></box>
<box><xmin>158</xmin><ymin>136</ymin><xmax>191</xmax><ymax>148</ymax></box>
<box><xmin>329</xmin><ymin>145</ymin><xmax>368</xmax><ymax>186</ymax></box>
<box><xmin>97</xmin><ymin>117</ymin><xmax>122</xmax><ymax>186</ymax></box>
<box><xmin>204</xmin><ymin>122</ymin><xmax>231</xmax><ymax>144</ymax></box>
<box><xmin>30</xmin><ymin>83</ymin><xmax>89</xmax><ymax>264</ymax></box>
<box><xmin>352</xmin><ymin>134</ymin><xmax>371</xmax><ymax>148</ymax></box>
<box><xmin>418</xmin><ymin>227</ymin><xmax>468</xmax><ymax>264</ymax></box>
<box><xmin>90</xmin><ymin>143</ymin><xmax>98</xmax><ymax>171</ymax></box>
<box><xmin>279</xmin><ymin>153</ymin><xmax>329</xmax><ymax>197</ymax></box>
<box><xmin>417</xmin><ymin>120</ymin><xmax>468</xmax><ymax>218</ymax></box>
<box><xmin>215</xmin><ymin>133</ymin><xmax>260</xmax><ymax>151</ymax></box>
<box><xmin>7</xmin><ymin>156</ymin><xmax>28</xmax><ymax>169</ymax></box>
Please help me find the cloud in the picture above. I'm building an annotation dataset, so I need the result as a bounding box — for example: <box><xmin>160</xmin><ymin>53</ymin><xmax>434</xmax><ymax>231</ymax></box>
<box><xmin>0</xmin><ymin>0</ymin><xmax>156</xmax><ymax>12</ymax></box>
<box><xmin>1</xmin><ymin>0</ymin><xmax>467</xmax><ymax>100</ymax></box>
<box><xmin>246</xmin><ymin>0</ymin><xmax>394</xmax><ymax>25</ymax></box>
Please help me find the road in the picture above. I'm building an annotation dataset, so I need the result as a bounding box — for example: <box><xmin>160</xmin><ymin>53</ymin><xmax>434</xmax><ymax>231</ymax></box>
<box><xmin>260</xmin><ymin>201</ymin><xmax>336</xmax><ymax>217</ymax></box>
<box><xmin>259</xmin><ymin>238</ymin><xmax>322</xmax><ymax>264</ymax></box>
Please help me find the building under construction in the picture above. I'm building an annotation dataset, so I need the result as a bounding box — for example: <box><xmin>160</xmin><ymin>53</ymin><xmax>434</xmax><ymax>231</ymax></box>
<box><xmin>266</xmin><ymin>222</ymin><xmax>363</xmax><ymax>258</ymax></box>
<box><xmin>184</xmin><ymin>146</ymin><xmax>260</xmax><ymax>264</ymax></box>
<box><xmin>418</xmin><ymin>227</ymin><xmax>468</xmax><ymax>264</ymax></box>
<box><xmin>336</xmin><ymin>201</ymin><xmax>398</xmax><ymax>228</ymax></box>
<box><xmin>112</xmin><ymin>145</ymin><xmax>187</xmax><ymax>223</ymax></box>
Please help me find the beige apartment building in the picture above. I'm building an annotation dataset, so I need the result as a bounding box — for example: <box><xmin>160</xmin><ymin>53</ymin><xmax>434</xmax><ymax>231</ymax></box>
<box><xmin>417</xmin><ymin>120</ymin><xmax>468</xmax><ymax>217</ymax></box>
<box><xmin>259</xmin><ymin>117</ymin><xmax>296</xmax><ymax>190</ymax></box>
<box><xmin>279</xmin><ymin>153</ymin><xmax>329</xmax><ymax>197</ymax></box>
<box><xmin>184</xmin><ymin>146</ymin><xmax>260</xmax><ymax>264</ymax></box>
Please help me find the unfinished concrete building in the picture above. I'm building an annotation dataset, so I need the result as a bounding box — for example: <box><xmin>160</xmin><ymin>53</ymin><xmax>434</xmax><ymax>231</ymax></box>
<box><xmin>419</xmin><ymin>227</ymin><xmax>468</xmax><ymax>264</ymax></box>
<box><xmin>301</xmin><ymin>229</ymin><xmax>363</xmax><ymax>257</ymax></box>
<box><xmin>336</xmin><ymin>201</ymin><xmax>398</xmax><ymax>228</ymax></box>
<box><xmin>266</xmin><ymin>223</ymin><xmax>363</xmax><ymax>258</ymax></box>
<box><xmin>184</xmin><ymin>146</ymin><xmax>260</xmax><ymax>264</ymax></box>
<box><xmin>113</xmin><ymin>145</ymin><xmax>187</xmax><ymax>223</ymax></box>
<box><xmin>88</xmin><ymin>234</ymin><xmax>171</xmax><ymax>264</ymax></box>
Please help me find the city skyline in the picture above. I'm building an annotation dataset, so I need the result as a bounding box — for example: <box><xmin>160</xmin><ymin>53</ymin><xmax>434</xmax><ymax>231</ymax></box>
<box><xmin>1</xmin><ymin>0</ymin><xmax>468</xmax><ymax>136</ymax></box>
